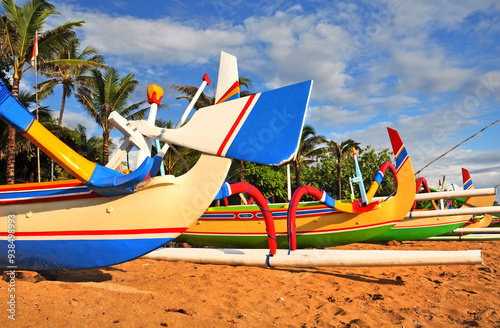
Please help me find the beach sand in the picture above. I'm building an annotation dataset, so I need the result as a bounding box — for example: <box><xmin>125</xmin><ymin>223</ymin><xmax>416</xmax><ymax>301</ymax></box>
<box><xmin>2</xmin><ymin>240</ymin><xmax>500</xmax><ymax>327</ymax></box>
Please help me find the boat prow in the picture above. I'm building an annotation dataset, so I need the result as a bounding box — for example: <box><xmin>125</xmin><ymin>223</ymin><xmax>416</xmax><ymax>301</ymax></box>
<box><xmin>0</xmin><ymin>51</ymin><xmax>311</xmax><ymax>270</ymax></box>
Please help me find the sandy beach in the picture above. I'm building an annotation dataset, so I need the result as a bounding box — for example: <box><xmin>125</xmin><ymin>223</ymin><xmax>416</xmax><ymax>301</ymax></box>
<box><xmin>2</xmin><ymin>240</ymin><xmax>500</xmax><ymax>327</ymax></box>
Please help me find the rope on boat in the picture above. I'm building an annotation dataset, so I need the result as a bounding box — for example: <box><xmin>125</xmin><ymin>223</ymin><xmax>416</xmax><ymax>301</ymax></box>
<box><xmin>266</xmin><ymin>253</ymin><xmax>273</xmax><ymax>268</ymax></box>
<box><xmin>416</xmin><ymin>118</ymin><xmax>500</xmax><ymax>175</ymax></box>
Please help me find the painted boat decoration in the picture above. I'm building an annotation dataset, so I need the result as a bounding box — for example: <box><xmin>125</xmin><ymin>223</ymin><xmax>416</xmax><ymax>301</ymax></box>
<box><xmin>0</xmin><ymin>52</ymin><xmax>312</xmax><ymax>270</ymax></box>
<box><xmin>175</xmin><ymin>128</ymin><xmax>416</xmax><ymax>249</ymax></box>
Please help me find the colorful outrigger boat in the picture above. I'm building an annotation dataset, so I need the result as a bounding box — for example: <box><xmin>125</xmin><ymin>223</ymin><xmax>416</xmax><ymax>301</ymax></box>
<box><xmin>0</xmin><ymin>52</ymin><xmax>313</xmax><ymax>270</ymax></box>
<box><xmin>175</xmin><ymin>127</ymin><xmax>416</xmax><ymax>249</ymax></box>
<box><xmin>367</xmin><ymin>168</ymin><xmax>495</xmax><ymax>242</ymax></box>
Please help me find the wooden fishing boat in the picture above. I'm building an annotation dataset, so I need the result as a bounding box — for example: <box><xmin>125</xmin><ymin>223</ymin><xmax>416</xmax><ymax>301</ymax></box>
<box><xmin>175</xmin><ymin>128</ymin><xmax>416</xmax><ymax>249</ymax></box>
<box><xmin>368</xmin><ymin>168</ymin><xmax>496</xmax><ymax>241</ymax></box>
<box><xmin>0</xmin><ymin>155</ymin><xmax>230</xmax><ymax>270</ymax></box>
<box><xmin>0</xmin><ymin>52</ymin><xmax>312</xmax><ymax>270</ymax></box>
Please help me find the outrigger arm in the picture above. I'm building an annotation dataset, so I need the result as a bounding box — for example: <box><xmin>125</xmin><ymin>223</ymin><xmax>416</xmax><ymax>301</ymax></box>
<box><xmin>0</xmin><ymin>80</ymin><xmax>153</xmax><ymax>196</ymax></box>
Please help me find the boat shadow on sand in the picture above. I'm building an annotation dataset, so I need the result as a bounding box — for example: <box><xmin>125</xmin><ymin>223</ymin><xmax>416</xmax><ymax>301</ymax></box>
<box><xmin>35</xmin><ymin>267</ymin><xmax>120</xmax><ymax>282</ymax></box>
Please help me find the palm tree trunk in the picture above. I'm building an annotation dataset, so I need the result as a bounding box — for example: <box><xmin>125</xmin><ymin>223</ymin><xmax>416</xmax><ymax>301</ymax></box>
<box><xmin>337</xmin><ymin>162</ymin><xmax>342</xmax><ymax>200</ymax></box>
<box><xmin>295</xmin><ymin>160</ymin><xmax>301</xmax><ymax>188</ymax></box>
<box><xmin>6</xmin><ymin>126</ymin><xmax>16</xmax><ymax>184</ymax></box>
<box><xmin>103</xmin><ymin>130</ymin><xmax>110</xmax><ymax>165</ymax></box>
<box><xmin>239</xmin><ymin>160</ymin><xmax>245</xmax><ymax>182</ymax></box>
<box><xmin>58</xmin><ymin>87</ymin><xmax>68</xmax><ymax>126</ymax></box>
<box><xmin>169</xmin><ymin>144</ymin><xmax>189</xmax><ymax>173</ymax></box>
<box><xmin>240</xmin><ymin>160</ymin><xmax>245</xmax><ymax>205</ymax></box>
<box><xmin>6</xmin><ymin>78</ymin><xmax>21</xmax><ymax>184</ymax></box>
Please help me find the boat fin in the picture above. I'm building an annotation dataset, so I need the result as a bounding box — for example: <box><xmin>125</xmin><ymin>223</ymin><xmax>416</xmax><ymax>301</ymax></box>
<box><xmin>462</xmin><ymin>168</ymin><xmax>474</xmax><ymax>190</ymax></box>
<box><xmin>132</xmin><ymin>80</ymin><xmax>313</xmax><ymax>166</ymax></box>
<box><xmin>215</xmin><ymin>51</ymin><xmax>240</xmax><ymax>104</ymax></box>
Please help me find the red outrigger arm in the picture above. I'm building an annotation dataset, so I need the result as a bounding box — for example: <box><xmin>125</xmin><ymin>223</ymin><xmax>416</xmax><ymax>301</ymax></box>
<box><xmin>412</xmin><ymin>177</ymin><xmax>439</xmax><ymax>211</ymax></box>
<box><xmin>286</xmin><ymin>186</ymin><xmax>379</xmax><ymax>251</ymax></box>
<box><xmin>287</xmin><ymin>153</ymin><xmax>400</xmax><ymax>251</ymax></box>
<box><xmin>214</xmin><ymin>182</ymin><xmax>277</xmax><ymax>255</ymax></box>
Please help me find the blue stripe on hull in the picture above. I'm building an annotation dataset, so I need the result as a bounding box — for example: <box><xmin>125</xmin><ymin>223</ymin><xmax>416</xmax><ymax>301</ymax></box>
<box><xmin>0</xmin><ymin>186</ymin><xmax>91</xmax><ymax>200</ymax></box>
<box><xmin>0</xmin><ymin>238</ymin><xmax>173</xmax><ymax>270</ymax></box>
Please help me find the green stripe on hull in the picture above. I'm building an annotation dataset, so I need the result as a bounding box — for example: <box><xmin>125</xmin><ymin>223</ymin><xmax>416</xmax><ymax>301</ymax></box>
<box><xmin>367</xmin><ymin>222</ymin><xmax>465</xmax><ymax>242</ymax></box>
<box><xmin>175</xmin><ymin>224</ymin><xmax>395</xmax><ymax>249</ymax></box>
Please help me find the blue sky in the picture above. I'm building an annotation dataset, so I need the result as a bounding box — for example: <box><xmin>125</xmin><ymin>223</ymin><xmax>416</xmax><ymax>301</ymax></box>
<box><xmin>19</xmin><ymin>0</ymin><xmax>500</xmax><ymax>198</ymax></box>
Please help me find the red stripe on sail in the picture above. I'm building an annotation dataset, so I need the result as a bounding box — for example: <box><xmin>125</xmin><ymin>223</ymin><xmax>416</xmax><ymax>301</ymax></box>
<box><xmin>217</xmin><ymin>94</ymin><xmax>256</xmax><ymax>156</ymax></box>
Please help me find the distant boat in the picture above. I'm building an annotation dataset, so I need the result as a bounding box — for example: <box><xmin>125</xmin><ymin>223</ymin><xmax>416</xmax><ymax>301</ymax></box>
<box><xmin>368</xmin><ymin>168</ymin><xmax>496</xmax><ymax>241</ymax></box>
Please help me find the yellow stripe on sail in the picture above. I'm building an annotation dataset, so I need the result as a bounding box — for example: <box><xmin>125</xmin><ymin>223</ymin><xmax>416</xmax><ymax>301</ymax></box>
<box><xmin>218</xmin><ymin>87</ymin><xmax>240</xmax><ymax>104</ymax></box>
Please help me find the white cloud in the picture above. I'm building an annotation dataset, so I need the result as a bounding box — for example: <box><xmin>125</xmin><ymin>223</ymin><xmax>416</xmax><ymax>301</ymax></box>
<box><xmin>61</xmin><ymin>110</ymin><xmax>100</xmax><ymax>136</ymax></box>
<box><xmin>389</xmin><ymin>50</ymin><xmax>476</xmax><ymax>94</ymax></box>
<box><xmin>307</xmin><ymin>105</ymin><xmax>376</xmax><ymax>128</ymax></box>
<box><xmin>387</xmin><ymin>0</ymin><xmax>500</xmax><ymax>33</ymax></box>
<box><xmin>50</xmin><ymin>3</ymin><xmax>247</xmax><ymax>66</ymax></box>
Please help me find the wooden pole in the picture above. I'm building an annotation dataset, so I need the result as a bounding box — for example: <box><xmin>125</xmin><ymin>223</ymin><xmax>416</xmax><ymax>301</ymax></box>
<box><xmin>371</xmin><ymin>187</ymin><xmax>497</xmax><ymax>203</ymax></box>
<box><xmin>34</xmin><ymin>47</ymin><xmax>40</xmax><ymax>183</ymax></box>
<box><xmin>406</xmin><ymin>206</ymin><xmax>500</xmax><ymax>218</ymax></box>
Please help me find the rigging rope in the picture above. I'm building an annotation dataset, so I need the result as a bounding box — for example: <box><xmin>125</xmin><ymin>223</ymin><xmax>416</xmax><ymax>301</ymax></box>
<box><xmin>415</xmin><ymin>118</ymin><xmax>500</xmax><ymax>175</ymax></box>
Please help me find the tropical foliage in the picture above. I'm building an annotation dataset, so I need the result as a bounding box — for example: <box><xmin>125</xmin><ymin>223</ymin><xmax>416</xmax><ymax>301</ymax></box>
<box><xmin>324</xmin><ymin>138</ymin><xmax>361</xmax><ymax>199</ymax></box>
<box><xmin>0</xmin><ymin>0</ymin><xmax>83</xmax><ymax>183</ymax></box>
<box><xmin>293</xmin><ymin>124</ymin><xmax>326</xmax><ymax>189</ymax></box>
<box><xmin>37</xmin><ymin>36</ymin><xmax>106</xmax><ymax>126</ymax></box>
<box><xmin>75</xmin><ymin>67</ymin><xmax>147</xmax><ymax>165</ymax></box>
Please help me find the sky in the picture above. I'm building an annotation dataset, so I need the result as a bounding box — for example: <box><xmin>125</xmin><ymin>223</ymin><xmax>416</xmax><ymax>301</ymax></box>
<box><xmin>18</xmin><ymin>0</ymin><xmax>500</xmax><ymax>200</ymax></box>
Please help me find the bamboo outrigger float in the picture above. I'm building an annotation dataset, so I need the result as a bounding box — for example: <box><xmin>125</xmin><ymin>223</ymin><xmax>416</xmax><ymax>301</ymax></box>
<box><xmin>144</xmin><ymin>247</ymin><xmax>483</xmax><ymax>267</ymax></box>
<box><xmin>0</xmin><ymin>52</ymin><xmax>313</xmax><ymax>270</ymax></box>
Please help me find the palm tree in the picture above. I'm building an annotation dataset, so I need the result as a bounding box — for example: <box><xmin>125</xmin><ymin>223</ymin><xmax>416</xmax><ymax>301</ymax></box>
<box><xmin>0</xmin><ymin>89</ymin><xmax>55</xmax><ymax>183</ymax></box>
<box><xmin>294</xmin><ymin>124</ymin><xmax>326</xmax><ymax>188</ymax></box>
<box><xmin>0</xmin><ymin>0</ymin><xmax>83</xmax><ymax>183</ymax></box>
<box><xmin>37</xmin><ymin>36</ymin><xmax>106</xmax><ymax>126</ymax></box>
<box><xmin>325</xmin><ymin>139</ymin><xmax>361</xmax><ymax>199</ymax></box>
<box><xmin>75</xmin><ymin>67</ymin><xmax>147</xmax><ymax>165</ymax></box>
<box><xmin>170</xmin><ymin>83</ymin><xmax>213</xmax><ymax>110</ymax></box>
<box><xmin>238</xmin><ymin>77</ymin><xmax>252</xmax><ymax>97</ymax></box>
